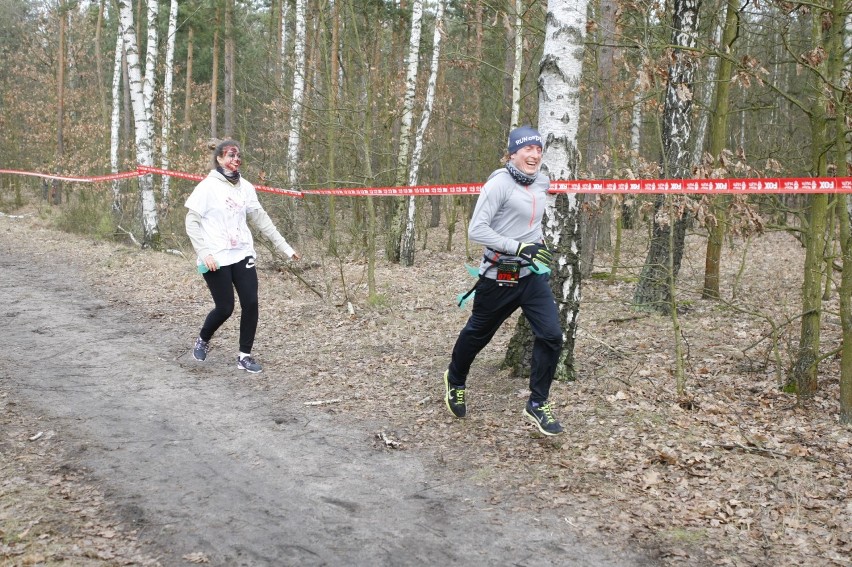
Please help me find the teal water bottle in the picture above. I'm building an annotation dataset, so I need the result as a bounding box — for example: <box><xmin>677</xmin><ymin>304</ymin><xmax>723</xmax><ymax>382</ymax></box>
<box><xmin>197</xmin><ymin>261</ymin><xmax>218</xmax><ymax>274</ymax></box>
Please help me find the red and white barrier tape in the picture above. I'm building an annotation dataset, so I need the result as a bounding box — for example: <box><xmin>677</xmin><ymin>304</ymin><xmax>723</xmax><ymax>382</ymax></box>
<box><xmin>2</xmin><ymin>167</ymin><xmax>851</xmax><ymax>196</ymax></box>
<box><xmin>549</xmin><ymin>177</ymin><xmax>852</xmax><ymax>194</ymax></box>
<box><xmin>135</xmin><ymin>165</ymin><xmax>304</xmax><ymax>198</ymax></box>
<box><xmin>0</xmin><ymin>168</ymin><xmax>142</xmax><ymax>183</ymax></box>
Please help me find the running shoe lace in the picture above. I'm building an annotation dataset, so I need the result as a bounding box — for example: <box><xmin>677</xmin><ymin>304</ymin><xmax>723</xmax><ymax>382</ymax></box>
<box><xmin>539</xmin><ymin>402</ymin><xmax>556</xmax><ymax>424</ymax></box>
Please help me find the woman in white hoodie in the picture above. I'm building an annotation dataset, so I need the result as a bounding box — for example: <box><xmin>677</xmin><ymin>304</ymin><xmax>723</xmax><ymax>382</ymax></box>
<box><xmin>185</xmin><ymin>140</ymin><xmax>301</xmax><ymax>373</ymax></box>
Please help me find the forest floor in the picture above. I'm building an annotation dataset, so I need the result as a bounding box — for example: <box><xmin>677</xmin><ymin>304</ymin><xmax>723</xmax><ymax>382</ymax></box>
<box><xmin>1</xmin><ymin>200</ymin><xmax>850</xmax><ymax>566</ymax></box>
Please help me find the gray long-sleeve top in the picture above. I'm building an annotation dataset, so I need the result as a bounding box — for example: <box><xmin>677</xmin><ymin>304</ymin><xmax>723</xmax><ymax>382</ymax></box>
<box><xmin>469</xmin><ymin>167</ymin><xmax>551</xmax><ymax>279</ymax></box>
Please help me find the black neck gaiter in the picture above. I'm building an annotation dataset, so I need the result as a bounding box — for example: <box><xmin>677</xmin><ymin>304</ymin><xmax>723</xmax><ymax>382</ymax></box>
<box><xmin>505</xmin><ymin>162</ymin><xmax>537</xmax><ymax>186</ymax></box>
<box><xmin>216</xmin><ymin>165</ymin><xmax>241</xmax><ymax>185</ymax></box>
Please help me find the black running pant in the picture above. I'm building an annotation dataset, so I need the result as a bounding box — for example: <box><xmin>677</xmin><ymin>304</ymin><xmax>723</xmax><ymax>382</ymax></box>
<box><xmin>448</xmin><ymin>274</ymin><xmax>563</xmax><ymax>404</ymax></box>
<box><xmin>199</xmin><ymin>256</ymin><xmax>259</xmax><ymax>354</ymax></box>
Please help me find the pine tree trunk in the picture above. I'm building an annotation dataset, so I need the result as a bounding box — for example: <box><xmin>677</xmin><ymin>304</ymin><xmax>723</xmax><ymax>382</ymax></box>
<box><xmin>181</xmin><ymin>27</ymin><xmax>194</xmax><ymax>152</ymax></box>
<box><xmin>54</xmin><ymin>0</ymin><xmax>66</xmax><ymax>206</ymax></box>
<box><xmin>224</xmin><ymin>0</ymin><xmax>236</xmax><ymax>137</ymax></box>
<box><xmin>326</xmin><ymin>0</ymin><xmax>340</xmax><ymax>255</ymax></box>
<box><xmin>95</xmin><ymin>0</ymin><xmax>108</xmax><ymax>127</ymax></box>
<box><xmin>211</xmin><ymin>7</ymin><xmax>220</xmax><ymax>140</ymax></box>
<box><xmin>580</xmin><ymin>0</ymin><xmax>619</xmax><ymax>274</ymax></box>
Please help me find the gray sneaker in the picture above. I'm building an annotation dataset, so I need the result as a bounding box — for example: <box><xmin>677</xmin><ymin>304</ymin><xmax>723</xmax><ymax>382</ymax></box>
<box><xmin>192</xmin><ymin>337</ymin><xmax>210</xmax><ymax>361</ymax></box>
<box><xmin>524</xmin><ymin>401</ymin><xmax>564</xmax><ymax>436</ymax></box>
<box><xmin>236</xmin><ymin>355</ymin><xmax>262</xmax><ymax>373</ymax></box>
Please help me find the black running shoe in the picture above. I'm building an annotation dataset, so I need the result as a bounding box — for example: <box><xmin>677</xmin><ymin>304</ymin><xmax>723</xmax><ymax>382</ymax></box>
<box><xmin>524</xmin><ymin>401</ymin><xmax>563</xmax><ymax>436</ymax></box>
<box><xmin>443</xmin><ymin>370</ymin><xmax>466</xmax><ymax>418</ymax></box>
<box><xmin>193</xmin><ymin>337</ymin><xmax>210</xmax><ymax>361</ymax></box>
<box><xmin>236</xmin><ymin>355</ymin><xmax>262</xmax><ymax>373</ymax></box>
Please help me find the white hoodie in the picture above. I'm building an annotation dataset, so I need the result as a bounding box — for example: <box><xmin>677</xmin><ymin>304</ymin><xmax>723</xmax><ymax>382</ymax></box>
<box><xmin>185</xmin><ymin>169</ymin><xmax>295</xmax><ymax>269</ymax></box>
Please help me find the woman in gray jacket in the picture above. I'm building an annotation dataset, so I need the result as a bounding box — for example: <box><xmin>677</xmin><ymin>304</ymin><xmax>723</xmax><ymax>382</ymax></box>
<box><xmin>443</xmin><ymin>126</ymin><xmax>564</xmax><ymax>435</ymax></box>
<box><xmin>185</xmin><ymin>140</ymin><xmax>301</xmax><ymax>373</ymax></box>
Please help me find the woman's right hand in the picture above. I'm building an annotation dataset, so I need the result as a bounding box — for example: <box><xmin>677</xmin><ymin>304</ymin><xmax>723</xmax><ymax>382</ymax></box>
<box><xmin>203</xmin><ymin>255</ymin><xmax>218</xmax><ymax>271</ymax></box>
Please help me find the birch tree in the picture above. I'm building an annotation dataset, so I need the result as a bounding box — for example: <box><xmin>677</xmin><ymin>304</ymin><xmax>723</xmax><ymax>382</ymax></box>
<box><xmin>510</xmin><ymin>0</ymin><xmax>523</xmax><ymax>128</ymax></box>
<box><xmin>388</xmin><ymin>0</ymin><xmax>424</xmax><ymax>263</ymax></box>
<box><xmin>503</xmin><ymin>0</ymin><xmax>585</xmax><ymax>381</ymax></box>
<box><xmin>160</xmin><ymin>0</ymin><xmax>179</xmax><ymax>200</ymax></box>
<box><xmin>286</xmin><ymin>0</ymin><xmax>307</xmax><ymax>190</ymax></box>
<box><xmin>142</xmin><ymin>0</ymin><xmax>158</xmax><ymax>129</ymax></box>
<box><xmin>400</xmin><ymin>0</ymin><xmax>446</xmax><ymax>266</ymax></box>
<box><xmin>117</xmin><ymin>0</ymin><xmax>159</xmax><ymax>247</ymax></box>
<box><xmin>633</xmin><ymin>0</ymin><xmax>702</xmax><ymax>313</ymax></box>
<box><xmin>110</xmin><ymin>30</ymin><xmax>123</xmax><ymax>210</ymax></box>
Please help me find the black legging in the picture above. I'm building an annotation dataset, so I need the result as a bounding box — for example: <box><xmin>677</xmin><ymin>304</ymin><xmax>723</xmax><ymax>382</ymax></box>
<box><xmin>199</xmin><ymin>256</ymin><xmax>259</xmax><ymax>354</ymax></box>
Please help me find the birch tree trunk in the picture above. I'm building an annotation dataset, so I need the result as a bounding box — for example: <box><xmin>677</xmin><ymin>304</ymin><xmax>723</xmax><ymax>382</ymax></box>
<box><xmin>503</xmin><ymin>0</ymin><xmax>585</xmax><ymax>382</ymax></box>
<box><xmin>400</xmin><ymin>0</ymin><xmax>445</xmax><ymax>266</ymax></box>
<box><xmin>160</xmin><ymin>0</ymin><xmax>179</xmax><ymax>201</ymax></box>
<box><xmin>110</xmin><ymin>31</ymin><xmax>123</xmax><ymax>210</ymax></box>
<box><xmin>388</xmin><ymin>0</ymin><xmax>424</xmax><ymax>263</ymax></box>
<box><xmin>633</xmin><ymin>0</ymin><xmax>701</xmax><ymax>313</ymax></box>
<box><xmin>118</xmin><ymin>0</ymin><xmax>159</xmax><ymax>248</ymax></box>
<box><xmin>142</xmin><ymin>0</ymin><xmax>159</xmax><ymax>129</ymax></box>
<box><xmin>510</xmin><ymin>0</ymin><xmax>523</xmax><ymax>128</ymax></box>
<box><xmin>286</xmin><ymin>0</ymin><xmax>307</xmax><ymax>190</ymax></box>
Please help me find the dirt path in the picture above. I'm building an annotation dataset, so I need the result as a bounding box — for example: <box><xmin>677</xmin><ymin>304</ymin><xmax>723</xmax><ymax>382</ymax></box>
<box><xmin>0</xmin><ymin>224</ymin><xmax>651</xmax><ymax>565</ymax></box>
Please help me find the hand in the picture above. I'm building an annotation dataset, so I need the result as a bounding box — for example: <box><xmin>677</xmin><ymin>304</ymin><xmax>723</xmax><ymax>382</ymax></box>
<box><xmin>516</xmin><ymin>242</ymin><xmax>552</xmax><ymax>267</ymax></box>
<box><xmin>290</xmin><ymin>251</ymin><xmax>302</xmax><ymax>261</ymax></box>
<box><xmin>203</xmin><ymin>255</ymin><xmax>218</xmax><ymax>271</ymax></box>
